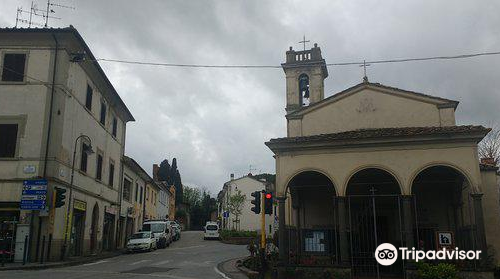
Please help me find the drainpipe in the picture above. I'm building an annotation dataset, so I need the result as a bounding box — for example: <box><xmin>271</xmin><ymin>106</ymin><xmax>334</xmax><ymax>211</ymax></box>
<box><xmin>115</xmin><ymin>125</ymin><xmax>126</xmax><ymax>249</ymax></box>
<box><xmin>30</xmin><ymin>32</ymin><xmax>58</xmax><ymax>262</ymax></box>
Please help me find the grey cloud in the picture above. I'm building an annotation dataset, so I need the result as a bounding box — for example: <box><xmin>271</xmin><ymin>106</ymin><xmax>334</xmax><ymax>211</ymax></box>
<box><xmin>3</xmin><ymin>0</ymin><xmax>500</xmax><ymax>194</ymax></box>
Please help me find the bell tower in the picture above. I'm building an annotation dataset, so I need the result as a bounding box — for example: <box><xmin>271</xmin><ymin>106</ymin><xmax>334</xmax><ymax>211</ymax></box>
<box><xmin>282</xmin><ymin>43</ymin><xmax>329</xmax><ymax>114</ymax></box>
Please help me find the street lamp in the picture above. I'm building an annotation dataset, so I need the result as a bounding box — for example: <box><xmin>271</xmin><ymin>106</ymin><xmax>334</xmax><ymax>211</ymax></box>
<box><xmin>60</xmin><ymin>135</ymin><xmax>94</xmax><ymax>260</ymax></box>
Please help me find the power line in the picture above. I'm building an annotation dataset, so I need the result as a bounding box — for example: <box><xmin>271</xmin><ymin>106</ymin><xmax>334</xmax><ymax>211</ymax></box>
<box><xmin>94</xmin><ymin>50</ymin><xmax>500</xmax><ymax>69</ymax></box>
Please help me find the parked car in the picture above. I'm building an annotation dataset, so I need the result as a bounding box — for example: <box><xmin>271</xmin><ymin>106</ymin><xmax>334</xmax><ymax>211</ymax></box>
<box><xmin>167</xmin><ymin>221</ymin><xmax>181</xmax><ymax>241</ymax></box>
<box><xmin>126</xmin><ymin>231</ymin><xmax>157</xmax><ymax>252</ymax></box>
<box><xmin>204</xmin><ymin>222</ymin><xmax>220</xmax><ymax>240</ymax></box>
<box><xmin>142</xmin><ymin>220</ymin><xmax>171</xmax><ymax>248</ymax></box>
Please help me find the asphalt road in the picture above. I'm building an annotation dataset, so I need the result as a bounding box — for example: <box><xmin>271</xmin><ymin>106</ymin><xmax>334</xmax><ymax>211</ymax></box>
<box><xmin>0</xmin><ymin>231</ymin><xmax>248</xmax><ymax>279</ymax></box>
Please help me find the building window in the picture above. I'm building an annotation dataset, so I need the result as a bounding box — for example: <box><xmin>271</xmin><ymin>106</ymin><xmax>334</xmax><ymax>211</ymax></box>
<box><xmin>85</xmin><ymin>85</ymin><xmax>93</xmax><ymax>110</ymax></box>
<box><xmin>123</xmin><ymin>178</ymin><xmax>132</xmax><ymax>202</ymax></box>
<box><xmin>80</xmin><ymin>143</ymin><xmax>90</xmax><ymax>172</ymax></box>
<box><xmin>112</xmin><ymin>117</ymin><xmax>117</xmax><ymax>137</ymax></box>
<box><xmin>140</xmin><ymin>186</ymin><xmax>143</xmax><ymax>204</ymax></box>
<box><xmin>0</xmin><ymin>124</ymin><xmax>18</xmax><ymax>158</ymax></box>
<box><xmin>109</xmin><ymin>161</ymin><xmax>115</xmax><ymax>187</ymax></box>
<box><xmin>135</xmin><ymin>183</ymin><xmax>139</xmax><ymax>202</ymax></box>
<box><xmin>146</xmin><ymin>188</ymin><xmax>149</xmax><ymax>200</ymax></box>
<box><xmin>96</xmin><ymin>153</ymin><xmax>103</xmax><ymax>180</ymax></box>
<box><xmin>100</xmin><ymin>102</ymin><xmax>106</xmax><ymax>125</ymax></box>
<box><xmin>1</xmin><ymin>53</ymin><xmax>26</xmax><ymax>82</ymax></box>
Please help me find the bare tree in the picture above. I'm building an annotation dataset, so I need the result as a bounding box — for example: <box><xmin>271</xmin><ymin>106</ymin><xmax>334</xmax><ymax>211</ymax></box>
<box><xmin>227</xmin><ymin>190</ymin><xmax>246</xmax><ymax>231</ymax></box>
<box><xmin>478</xmin><ymin>125</ymin><xmax>500</xmax><ymax>165</ymax></box>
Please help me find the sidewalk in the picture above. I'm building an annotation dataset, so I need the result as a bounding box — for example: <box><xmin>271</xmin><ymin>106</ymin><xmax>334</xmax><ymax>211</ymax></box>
<box><xmin>217</xmin><ymin>257</ymin><xmax>254</xmax><ymax>279</ymax></box>
<box><xmin>0</xmin><ymin>250</ymin><xmax>123</xmax><ymax>271</ymax></box>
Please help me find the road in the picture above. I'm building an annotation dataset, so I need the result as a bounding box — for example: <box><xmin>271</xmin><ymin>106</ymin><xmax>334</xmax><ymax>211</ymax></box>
<box><xmin>0</xmin><ymin>231</ymin><xmax>248</xmax><ymax>279</ymax></box>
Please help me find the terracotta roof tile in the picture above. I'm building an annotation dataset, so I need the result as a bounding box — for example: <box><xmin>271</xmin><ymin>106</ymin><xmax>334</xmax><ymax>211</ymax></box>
<box><xmin>267</xmin><ymin>125</ymin><xmax>490</xmax><ymax>144</ymax></box>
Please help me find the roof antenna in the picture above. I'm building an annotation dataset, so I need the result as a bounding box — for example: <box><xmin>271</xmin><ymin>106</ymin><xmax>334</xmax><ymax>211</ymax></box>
<box><xmin>44</xmin><ymin>0</ymin><xmax>75</xmax><ymax>27</ymax></box>
<box><xmin>15</xmin><ymin>1</ymin><xmax>62</xmax><ymax>28</ymax></box>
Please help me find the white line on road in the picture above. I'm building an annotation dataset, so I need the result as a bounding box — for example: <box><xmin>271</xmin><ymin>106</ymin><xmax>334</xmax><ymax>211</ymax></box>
<box><xmin>168</xmin><ymin>245</ymin><xmax>206</xmax><ymax>251</ymax></box>
<box><xmin>130</xmin><ymin>259</ymin><xmax>152</xmax><ymax>265</ymax></box>
<box><xmin>214</xmin><ymin>266</ymin><xmax>232</xmax><ymax>279</ymax></box>
<box><xmin>152</xmin><ymin>259</ymin><xmax>171</xmax><ymax>266</ymax></box>
<box><xmin>82</xmin><ymin>260</ymin><xmax>109</xmax><ymax>266</ymax></box>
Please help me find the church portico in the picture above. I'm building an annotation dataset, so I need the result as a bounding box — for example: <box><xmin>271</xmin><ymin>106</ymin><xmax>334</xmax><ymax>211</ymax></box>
<box><xmin>268</xmin><ymin>44</ymin><xmax>500</xmax><ymax>278</ymax></box>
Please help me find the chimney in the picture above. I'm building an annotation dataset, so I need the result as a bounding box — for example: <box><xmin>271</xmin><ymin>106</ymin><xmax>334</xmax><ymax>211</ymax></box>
<box><xmin>480</xmin><ymin>157</ymin><xmax>496</xmax><ymax>166</ymax></box>
<box><xmin>230</xmin><ymin>173</ymin><xmax>234</xmax><ymax>180</ymax></box>
<box><xmin>153</xmin><ymin>164</ymin><xmax>159</xmax><ymax>181</ymax></box>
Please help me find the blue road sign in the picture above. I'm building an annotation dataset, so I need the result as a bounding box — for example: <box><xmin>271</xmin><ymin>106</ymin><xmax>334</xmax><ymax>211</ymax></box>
<box><xmin>223</xmin><ymin>211</ymin><xmax>229</xmax><ymax>218</ymax></box>
<box><xmin>21</xmin><ymin>179</ymin><xmax>47</xmax><ymax>210</ymax></box>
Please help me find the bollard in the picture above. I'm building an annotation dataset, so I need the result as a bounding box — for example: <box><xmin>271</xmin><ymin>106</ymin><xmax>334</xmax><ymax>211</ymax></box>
<box><xmin>22</xmin><ymin>235</ymin><xmax>28</xmax><ymax>265</ymax></box>
<box><xmin>46</xmin><ymin>234</ymin><xmax>52</xmax><ymax>262</ymax></box>
<box><xmin>40</xmin><ymin>236</ymin><xmax>45</xmax><ymax>264</ymax></box>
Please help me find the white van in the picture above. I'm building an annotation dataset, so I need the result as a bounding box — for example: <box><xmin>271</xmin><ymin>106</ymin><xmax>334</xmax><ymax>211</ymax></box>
<box><xmin>142</xmin><ymin>220</ymin><xmax>172</xmax><ymax>248</ymax></box>
<box><xmin>203</xmin><ymin>222</ymin><xmax>220</xmax><ymax>240</ymax></box>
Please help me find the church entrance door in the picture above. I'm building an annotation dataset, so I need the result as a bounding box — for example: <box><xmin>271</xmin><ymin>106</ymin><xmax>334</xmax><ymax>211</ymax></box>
<box><xmin>346</xmin><ymin>168</ymin><xmax>404</xmax><ymax>279</ymax></box>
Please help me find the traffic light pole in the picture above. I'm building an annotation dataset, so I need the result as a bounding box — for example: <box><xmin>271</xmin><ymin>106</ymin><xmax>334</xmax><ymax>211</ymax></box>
<box><xmin>260</xmin><ymin>191</ymin><xmax>266</xmax><ymax>278</ymax></box>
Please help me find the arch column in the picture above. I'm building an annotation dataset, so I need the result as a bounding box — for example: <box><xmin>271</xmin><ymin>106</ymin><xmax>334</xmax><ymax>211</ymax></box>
<box><xmin>401</xmin><ymin>195</ymin><xmax>415</xmax><ymax>249</ymax></box>
<box><xmin>276</xmin><ymin>196</ymin><xmax>288</xmax><ymax>265</ymax></box>
<box><xmin>336</xmin><ymin>196</ymin><xmax>350</xmax><ymax>266</ymax></box>
<box><xmin>471</xmin><ymin>193</ymin><xmax>487</xmax><ymax>255</ymax></box>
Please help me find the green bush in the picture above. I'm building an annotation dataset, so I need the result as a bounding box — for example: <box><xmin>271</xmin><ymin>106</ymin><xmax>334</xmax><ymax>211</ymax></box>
<box><xmin>416</xmin><ymin>262</ymin><xmax>459</xmax><ymax>279</ymax></box>
<box><xmin>220</xmin><ymin>230</ymin><xmax>258</xmax><ymax>239</ymax></box>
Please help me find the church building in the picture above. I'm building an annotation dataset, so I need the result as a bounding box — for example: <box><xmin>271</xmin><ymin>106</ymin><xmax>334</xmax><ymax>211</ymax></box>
<box><xmin>265</xmin><ymin>44</ymin><xmax>500</xmax><ymax>278</ymax></box>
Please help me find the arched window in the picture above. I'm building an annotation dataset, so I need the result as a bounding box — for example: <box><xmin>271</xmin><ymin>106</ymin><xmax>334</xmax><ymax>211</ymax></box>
<box><xmin>298</xmin><ymin>74</ymin><xmax>310</xmax><ymax>106</ymax></box>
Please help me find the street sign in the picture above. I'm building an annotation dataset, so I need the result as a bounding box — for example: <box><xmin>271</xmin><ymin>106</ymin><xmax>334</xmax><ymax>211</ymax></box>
<box><xmin>20</xmin><ymin>179</ymin><xmax>47</xmax><ymax>210</ymax></box>
<box><xmin>223</xmin><ymin>211</ymin><xmax>229</xmax><ymax>218</ymax></box>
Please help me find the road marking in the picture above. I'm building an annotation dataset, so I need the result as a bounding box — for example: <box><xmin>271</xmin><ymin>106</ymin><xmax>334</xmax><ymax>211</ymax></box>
<box><xmin>152</xmin><ymin>259</ymin><xmax>171</xmax><ymax>266</ymax></box>
<box><xmin>50</xmin><ymin>269</ymin><xmax>197</xmax><ymax>279</ymax></box>
<box><xmin>168</xmin><ymin>245</ymin><xmax>206</xmax><ymax>251</ymax></box>
<box><xmin>130</xmin><ymin>259</ymin><xmax>152</xmax><ymax>265</ymax></box>
<box><xmin>82</xmin><ymin>260</ymin><xmax>109</xmax><ymax>266</ymax></box>
<box><xmin>214</xmin><ymin>266</ymin><xmax>232</xmax><ymax>279</ymax></box>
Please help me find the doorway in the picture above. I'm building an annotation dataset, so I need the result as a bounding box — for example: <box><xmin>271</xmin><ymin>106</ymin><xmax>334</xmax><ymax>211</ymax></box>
<box><xmin>346</xmin><ymin>168</ymin><xmax>403</xmax><ymax>278</ymax></box>
<box><xmin>71</xmin><ymin>209</ymin><xmax>85</xmax><ymax>256</ymax></box>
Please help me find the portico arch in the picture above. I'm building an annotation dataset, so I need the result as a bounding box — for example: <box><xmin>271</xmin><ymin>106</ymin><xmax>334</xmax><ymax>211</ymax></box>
<box><xmin>345</xmin><ymin>168</ymin><xmax>403</xmax><ymax>277</ymax></box>
<box><xmin>411</xmin><ymin>165</ymin><xmax>482</xmax><ymax>258</ymax></box>
<box><xmin>284</xmin><ymin>170</ymin><xmax>338</xmax><ymax>265</ymax></box>
<box><xmin>343</xmin><ymin>165</ymin><xmax>403</xmax><ymax>196</ymax></box>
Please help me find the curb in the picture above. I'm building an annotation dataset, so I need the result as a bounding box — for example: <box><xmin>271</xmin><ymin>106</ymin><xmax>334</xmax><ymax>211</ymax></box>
<box><xmin>217</xmin><ymin>256</ymin><xmax>257</xmax><ymax>279</ymax></box>
<box><xmin>234</xmin><ymin>257</ymin><xmax>259</xmax><ymax>278</ymax></box>
<box><xmin>0</xmin><ymin>251</ymin><xmax>123</xmax><ymax>271</ymax></box>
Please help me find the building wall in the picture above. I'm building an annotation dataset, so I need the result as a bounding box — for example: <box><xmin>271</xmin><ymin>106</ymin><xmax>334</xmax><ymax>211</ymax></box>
<box><xmin>288</xmin><ymin>87</ymin><xmax>456</xmax><ymax>137</ymax></box>
<box><xmin>276</xmin><ymin>142</ymin><xmax>482</xmax><ymax>199</ymax></box>
<box><xmin>144</xmin><ymin>182</ymin><xmax>158</xmax><ymax>220</ymax></box>
<box><xmin>220</xmin><ymin>177</ymin><xmax>275</xmax><ymax>234</ymax></box>
<box><xmin>480</xmin><ymin>170</ymin><xmax>500</xmax><ymax>264</ymax></box>
<box><xmin>0</xmin><ymin>33</ymin><xmax>130</xmax><ymax>260</ymax></box>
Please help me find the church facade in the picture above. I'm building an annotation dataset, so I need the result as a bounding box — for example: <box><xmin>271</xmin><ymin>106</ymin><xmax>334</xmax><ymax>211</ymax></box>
<box><xmin>266</xmin><ymin>45</ymin><xmax>500</xmax><ymax>278</ymax></box>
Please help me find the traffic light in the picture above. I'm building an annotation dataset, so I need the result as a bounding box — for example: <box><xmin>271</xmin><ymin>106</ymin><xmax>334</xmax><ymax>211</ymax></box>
<box><xmin>264</xmin><ymin>192</ymin><xmax>273</xmax><ymax>215</ymax></box>
<box><xmin>55</xmin><ymin>187</ymin><xmax>67</xmax><ymax>208</ymax></box>
<box><xmin>250</xmin><ymin>191</ymin><xmax>261</xmax><ymax>214</ymax></box>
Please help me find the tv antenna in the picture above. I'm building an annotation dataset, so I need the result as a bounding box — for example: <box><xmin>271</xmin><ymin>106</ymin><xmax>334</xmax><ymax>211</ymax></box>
<box><xmin>44</xmin><ymin>0</ymin><xmax>75</xmax><ymax>27</ymax></box>
<box><xmin>15</xmin><ymin>0</ymin><xmax>74</xmax><ymax>28</ymax></box>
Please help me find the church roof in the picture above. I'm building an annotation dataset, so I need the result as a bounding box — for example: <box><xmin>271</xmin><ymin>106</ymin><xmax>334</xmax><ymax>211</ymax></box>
<box><xmin>287</xmin><ymin>82</ymin><xmax>459</xmax><ymax>118</ymax></box>
<box><xmin>266</xmin><ymin>125</ymin><xmax>490</xmax><ymax>151</ymax></box>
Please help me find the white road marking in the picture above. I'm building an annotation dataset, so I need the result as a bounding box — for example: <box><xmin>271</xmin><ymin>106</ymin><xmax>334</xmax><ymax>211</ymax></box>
<box><xmin>152</xmin><ymin>259</ymin><xmax>171</xmax><ymax>266</ymax></box>
<box><xmin>214</xmin><ymin>266</ymin><xmax>232</xmax><ymax>279</ymax></box>
<box><xmin>168</xmin><ymin>245</ymin><xmax>206</xmax><ymax>251</ymax></box>
<box><xmin>130</xmin><ymin>259</ymin><xmax>152</xmax><ymax>265</ymax></box>
<box><xmin>82</xmin><ymin>260</ymin><xmax>109</xmax><ymax>266</ymax></box>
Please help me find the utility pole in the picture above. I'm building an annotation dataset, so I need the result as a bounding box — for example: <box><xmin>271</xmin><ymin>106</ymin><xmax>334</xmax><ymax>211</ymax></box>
<box><xmin>260</xmin><ymin>190</ymin><xmax>266</xmax><ymax>279</ymax></box>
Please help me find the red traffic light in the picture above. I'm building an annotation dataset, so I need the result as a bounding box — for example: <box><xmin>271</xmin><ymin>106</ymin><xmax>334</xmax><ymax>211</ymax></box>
<box><xmin>265</xmin><ymin>193</ymin><xmax>272</xmax><ymax>199</ymax></box>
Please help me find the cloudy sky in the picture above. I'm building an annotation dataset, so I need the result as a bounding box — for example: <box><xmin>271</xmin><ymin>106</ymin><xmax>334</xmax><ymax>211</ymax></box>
<box><xmin>2</xmin><ymin>0</ymin><xmax>500</xmax><ymax>195</ymax></box>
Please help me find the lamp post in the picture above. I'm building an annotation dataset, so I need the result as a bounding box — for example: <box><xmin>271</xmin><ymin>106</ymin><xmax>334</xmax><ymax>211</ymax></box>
<box><xmin>60</xmin><ymin>135</ymin><xmax>94</xmax><ymax>260</ymax></box>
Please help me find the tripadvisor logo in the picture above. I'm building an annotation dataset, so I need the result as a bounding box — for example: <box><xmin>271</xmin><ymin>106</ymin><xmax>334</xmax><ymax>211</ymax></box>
<box><xmin>374</xmin><ymin>243</ymin><xmax>482</xmax><ymax>266</ymax></box>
